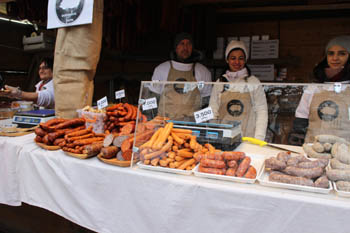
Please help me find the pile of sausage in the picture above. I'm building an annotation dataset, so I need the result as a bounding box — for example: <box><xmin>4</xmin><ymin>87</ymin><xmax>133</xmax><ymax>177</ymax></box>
<box><xmin>138</xmin><ymin>122</ymin><xmax>208</xmax><ymax>170</ymax></box>
<box><xmin>34</xmin><ymin>118</ymin><xmax>106</xmax><ymax>155</ymax></box>
<box><xmin>265</xmin><ymin>151</ymin><xmax>329</xmax><ymax>188</ymax></box>
<box><xmin>104</xmin><ymin>103</ymin><xmax>147</xmax><ymax>134</ymax></box>
<box><xmin>195</xmin><ymin>151</ymin><xmax>257</xmax><ymax>178</ymax></box>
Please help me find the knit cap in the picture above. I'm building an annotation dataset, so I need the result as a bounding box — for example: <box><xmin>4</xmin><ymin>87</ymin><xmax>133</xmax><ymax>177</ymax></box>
<box><xmin>325</xmin><ymin>35</ymin><xmax>350</xmax><ymax>53</ymax></box>
<box><xmin>225</xmin><ymin>40</ymin><xmax>248</xmax><ymax>60</ymax></box>
<box><xmin>174</xmin><ymin>32</ymin><xmax>193</xmax><ymax>49</ymax></box>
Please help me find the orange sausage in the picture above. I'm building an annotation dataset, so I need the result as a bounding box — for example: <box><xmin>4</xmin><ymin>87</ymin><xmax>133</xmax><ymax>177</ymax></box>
<box><xmin>200</xmin><ymin>158</ymin><xmax>226</xmax><ymax>169</ymax></box>
<box><xmin>235</xmin><ymin>157</ymin><xmax>251</xmax><ymax>177</ymax></box>
<box><xmin>199</xmin><ymin>165</ymin><xmax>226</xmax><ymax>175</ymax></box>
<box><xmin>222</xmin><ymin>151</ymin><xmax>246</xmax><ymax>161</ymax></box>
<box><xmin>244</xmin><ymin>165</ymin><xmax>257</xmax><ymax>179</ymax></box>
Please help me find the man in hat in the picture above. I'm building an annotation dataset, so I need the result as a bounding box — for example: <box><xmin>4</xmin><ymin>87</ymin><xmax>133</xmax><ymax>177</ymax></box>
<box><xmin>151</xmin><ymin>32</ymin><xmax>212</xmax><ymax>119</ymax></box>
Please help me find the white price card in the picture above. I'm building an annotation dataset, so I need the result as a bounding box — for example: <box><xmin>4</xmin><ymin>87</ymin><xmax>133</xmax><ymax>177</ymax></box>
<box><xmin>97</xmin><ymin>96</ymin><xmax>108</xmax><ymax>110</ymax></box>
<box><xmin>194</xmin><ymin>106</ymin><xmax>214</xmax><ymax>123</ymax></box>
<box><xmin>115</xmin><ymin>89</ymin><xmax>125</xmax><ymax>99</ymax></box>
<box><xmin>142</xmin><ymin>97</ymin><xmax>157</xmax><ymax>111</ymax></box>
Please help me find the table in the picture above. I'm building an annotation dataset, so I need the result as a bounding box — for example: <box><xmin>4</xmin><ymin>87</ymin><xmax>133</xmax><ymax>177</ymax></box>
<box><xmin>1</xmin><ymin>134</ymin><xmax>350</xmax><ymax>233</ymax></box>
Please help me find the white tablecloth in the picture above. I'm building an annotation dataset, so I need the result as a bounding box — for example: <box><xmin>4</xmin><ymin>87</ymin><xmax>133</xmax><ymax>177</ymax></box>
<box><xmin>1</xmin><ymin>134</ymin><xmax>350</xmax><ymax>233</ymax></box>
<box><xmin>0</xmin><ymin>133</ymin><xmax>37</xmax><ymax>206</ymax></box>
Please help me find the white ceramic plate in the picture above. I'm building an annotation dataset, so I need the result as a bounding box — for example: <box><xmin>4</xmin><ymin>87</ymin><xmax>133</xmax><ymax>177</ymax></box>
<box><xmin>193</xmin><ymin>153</ymin><xmax>264</xmax><ymax>184</ymax></box>
<box><xmin>137</xmin><ymin>161</ymin><xmax>193</xmax><ymax>175</ymax></box>
<box><xmin>257</xmin><ymin>164</ymin><xmax>333</xmax><ymax>194</ymax></box>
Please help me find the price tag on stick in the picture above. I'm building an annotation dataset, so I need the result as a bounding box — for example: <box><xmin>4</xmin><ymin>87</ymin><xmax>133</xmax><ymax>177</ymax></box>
<box><xmin>142</xmin><ymin>97</ymin><xmax>157</xmax><ymax>111</ymax></box>
<box><xmin>194</xmin><ymin>106</ymin><xmax>214</xmax><ymax>123</ymax></box>
<box><xmin>115</xmin><ymin>89</ymin><xmax>125</xmax><ymax>99</ymax></box>
<box><xmin>97</xmin><ymin>96</ymin><xmax>108</xmax><ymax>110</ymax></box>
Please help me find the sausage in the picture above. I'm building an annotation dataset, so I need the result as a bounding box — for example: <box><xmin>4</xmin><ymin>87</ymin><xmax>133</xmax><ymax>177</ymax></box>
<box><xmin>122</xmin><ymin>149</ymin><xmax>133</xmax><ymax>161</ymax></box>
<box><xmin>51</xmin><ymin>118</ymin><xmax>86</xmax><ymax>131</ymax></box>
<box><xmin>283</xmin><ymin>166</ymin><xmax>324</xmax><ymax>179</ymax></box>
<box><xmin>73</xmin><ymin>137</ymin><xmax>104</xmax><ymax>146</ymax></box>
<box><xmin>140</xmin><ymin>128</ymin><xmax>162</xmax><ymax>149</ymax></box>
<box><xmin>40</xmin><ymin>118</ymin><xmax>66</xmax><ymax>131</ymax></box>
<box><xmin>131</xmin><ymin>105</ymin><xmax>138</xmax><ymax>120</ymax></box>
<box><xmin>222</xmin><ymin>151</ymin><xmax>245</xmax><ymax>161</ymax></box>
<box><xmin>194</xmin><ymin>153</ymin><xmax>224</xmax><ymax>163</ymax></box>
<box><xmin>47</xmin><ymin>129</ymin><xmax>66</xmax><ymax>142</ymax></box>
<box><xmin>101</xmin><ymin>146</ymin><xmax>119</xmax><ymax>159</ymax></box>
<box><xmin>269</xmin><ymin>171</ymin><xmax>314</xmax><ymax>187</ymax></box>
<box><xmin>144</xmin><ymin>136</ymin><xmax>173</xmax><ymax>160</ymax></box>
<box><xmin>314</xmin><ymin>175</ymin><xmax>330</xmax><ymax>189</ymax></box>
<box><xmin>53</xmin><ymin>138</ymin><xmax>65</xmax><ymax>146</ymax></box>
<box><xmin>67</xmin><ymin>133</ymin><xmax>94</xmax><ymax>143</ymax></box>
<box><xmin>35</xmin><ymin>135</ymin><xmax>43</xmax><ymax>143</ymax></box>
<box><xmin>82</xmin><ymin>142</ymin><xmax>103</xmax><ymax>156</ymax></box>
<box><xmin>178</xmin><ymin>158</ymin><xmax>196</xmax><ymax>170</ymax></box>
<box><xmin>103</xmin><ymin>133</ymin><xmax>115</xmax><ymax>147</ymax></box>
<box><xmin>326</xmin><ymin>169</ymin><xmax>350</xmax><ymax>182</ymax></box>
<box><xmin>276</xmin><ymin>151</ymin><xmax>291</xmax><ymax>162</ymax></box>
<box><xmin>106</xmin><ymin>103</ymin><xmax>123</xmax><ymax>112</ymax></box>
<box><xmin>171</xmin><ymin>128</ymin><xmax>192</xmax><ymax>134</ymax></box>
<box><xmin>119</xmin><ymin>122</ymin><xmax>135</xmax><ymax>135</ymax></box>
<box><xmin>286</xmin><ymin>155</ymin><xmax>311</xmax><ymax>166</ymax></box>
<box><xmin>121</xmin><ymin>138</ymin><xmax>132</xmax><ymax>152</ymax></box>
<box><xmin>177</xmin><ymin>149</ymin><xmax>193</xmax><ymax>158</ymax></box>
<box><xmin>200</xmin><ymin>158</ymin><xmax>226</xmax><ymax>169</ymax></box>
<box><xmin>42</xmin><ymin>134</ymin><xmax>51</xmax><ymax>145</ymax></box>
<box><xmin>152</xmin><ymin>122</ymin><xmax>173</xmax><ymax>150</ymax></box>
<box><xmin>235</xmin><ymin>157</ymin><xmax>251</xmax><ymax>177</ymax></box>
<box><xmin>265</xmin><ymin>157</ymin><xmax>286</xmax><ymax>171</ymax></box>
<box><xmin>35</xmin><ymin>127</ymin><xmax>47</xmax><ymax>137</ymax></box>
<box><xmin>227</xmin><ymin>160</ymin><xmax>238</xmax><ymax>168</ymax></box>
<box><xmin>124</xmin><ymin>103</ymin><xmax>133</xmax><ymax>120</ymax></box>
<box><xmin>64</xmin><ymin>126</ymin><xmax>92</xmax><ymax>139</ymax></box>
<box><xmin>64</xmin><ymin>125</ymin><xmax>86</xmax><ymax>134</ymax></box>
<box><xmin>330</xmin><ymin>158</ymin><xmax>350</xmax><ymax>170</ymax></box>
<box><xmin>171</xmin><ymin>132</ymin><xmax>184</xmax><ymax>145</ymax></box>
<box><xmin>199</xmin><ymin>165</ymin><xmax>226</xmax><ymax>175</ymax></box>
<box><xmin>297</xmin><ymin>159</ymin><xmax>329</xmax><ymax>169</ymax></box>
<box><xmin>244</xmin><ymin>166</ymin><xmax>257</xmax><ymax>179</ymax></box>
<box><xmin>335</xmin><ymin>181</ymin><xmax>350</xmax><ymax>192</ymax></box>
<box><xmin>132</xmin><ymin>130</ymin><xmax>154</xmax><ymax>147</ymax></box>
<box><xmin>225</xmin><ymin>167</ymin><xmax>237</xmax><ymax>176</ymax></box>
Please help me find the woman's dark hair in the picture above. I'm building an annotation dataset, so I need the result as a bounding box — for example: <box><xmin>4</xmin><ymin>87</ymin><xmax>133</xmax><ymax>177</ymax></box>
<box><xmin>39</xmin><ymin>57</ymin><xmax>54</xmax><ymax>70</ymax></box>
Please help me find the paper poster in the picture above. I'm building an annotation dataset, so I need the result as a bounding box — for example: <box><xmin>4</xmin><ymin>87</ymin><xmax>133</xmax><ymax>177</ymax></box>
<box><xmin>47</xmin><ymin>0</ymin><xmax>93</xmax><ymax>29</ymax></box>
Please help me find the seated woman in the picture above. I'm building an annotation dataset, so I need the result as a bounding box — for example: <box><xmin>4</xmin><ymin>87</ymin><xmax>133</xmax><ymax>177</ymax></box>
<box><xmin>0</xmin><ymin>57</ymin><xmax>55</xmax><ymax>109</ymax></box>
<box><xmin>209</xmin><ymin>40</ymin><xmax>268</xmax><ymax>140</ymax></box>
<box><xmin>291</xmin><ymin>35</ymin><xmax>350</xmax><ymax>144</ymax></box>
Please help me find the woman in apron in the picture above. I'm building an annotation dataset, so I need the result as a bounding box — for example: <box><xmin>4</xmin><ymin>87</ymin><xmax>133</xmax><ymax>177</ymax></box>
<box><xmin>291</xmin><ymin>35</ymin><xmax>350</xmax><ymax>143</ymax></box>
<box><xmin>209</xmin><ymin>40</ymin><xmax>268</xmax><ymax>140</ymax></box>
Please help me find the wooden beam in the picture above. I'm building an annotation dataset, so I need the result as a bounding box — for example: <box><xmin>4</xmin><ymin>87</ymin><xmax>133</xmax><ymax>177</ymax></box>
<box><xmin>217</xmin><ymin>3</ymin><xmax>350</xmax><ymax>14</ymax></box>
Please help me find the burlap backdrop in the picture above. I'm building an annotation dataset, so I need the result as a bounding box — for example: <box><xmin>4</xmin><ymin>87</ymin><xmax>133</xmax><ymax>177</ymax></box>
<box><xmin>53</xmin><ymin>0</ymin><xmax>104</xmax><ymax>118</ymax></box>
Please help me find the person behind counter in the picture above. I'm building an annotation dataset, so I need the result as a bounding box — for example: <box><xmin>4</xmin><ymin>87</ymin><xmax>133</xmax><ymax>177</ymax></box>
<box><xmin>209</xmin><ymin>40</ymin><xmax>268</xmax><ymax>140</ymax></box>
<box><xmin>0</xmin><ymin>57</ymin><xmax>55</xmax><ymax>109</ymax></box>
<box><xmin>151</xmin><ymin>32</ymin><xmax>212</xmax><ymax>119</ymax></box>
<box><xmin>290</xmin><ymin>35</ymin><xmax>350</xmax><ymax>144</ymax></box>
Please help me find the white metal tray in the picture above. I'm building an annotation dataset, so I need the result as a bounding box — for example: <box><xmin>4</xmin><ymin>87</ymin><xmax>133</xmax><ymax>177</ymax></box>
<box><xmin>193</xmin><ymin>153</ymin><xmax>264</xmax><ymax>184</ymax></box>
<box><xmin>333</xmin><ymin>181</ymin><xmax>350</xmax><ymax>198</ymax></box>
<box><xmin>257</xmin><ymin>165</ymin><xmax>333</xmax><ymax>194</ymax></box>
<box><xmin>137</xmin><ymin>161</ymin><xmax>193</xmax><ymax>175</ymax></box>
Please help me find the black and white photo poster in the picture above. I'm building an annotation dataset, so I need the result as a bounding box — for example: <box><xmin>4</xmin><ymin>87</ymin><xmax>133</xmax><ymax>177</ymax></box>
<box><xmin>47</xmin><ymin>0</ymin><xmax>93</xmax><ymax>29</ymax></box>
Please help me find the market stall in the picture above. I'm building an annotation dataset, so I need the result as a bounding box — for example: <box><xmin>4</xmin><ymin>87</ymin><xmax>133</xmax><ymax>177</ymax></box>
<box><xmin>0</xmin><ymin>134</ymin><xmax>348</xmax><ymax>233</ymax></box>
<box><xmin>1</xmin><ymin>82</ymin><xmax>350</xmax><ymax>233</ymax></box>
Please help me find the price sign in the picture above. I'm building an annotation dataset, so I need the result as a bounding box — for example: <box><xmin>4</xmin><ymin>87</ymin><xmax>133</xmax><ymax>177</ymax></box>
<box><xmin>97</xmin><ymin>96</ymin><xmax>108</xmax><ymax>110</ymax></box>
<box><xmin>194</xmin><ymin>106</ymin><xmax>214</xmax><ymax>123</ymax></box>
<box><xmin>115</xmin><ymin>89</ymin><xmax>125</xmax><ymax>99</ymax></box>
<box><xmin>142</xmin><ymin>97</ymin><xmax>157</xmax><ymax>111</ymax></box>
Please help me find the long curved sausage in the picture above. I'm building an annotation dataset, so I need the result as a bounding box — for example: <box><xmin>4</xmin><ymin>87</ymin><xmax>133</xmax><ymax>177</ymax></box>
<box><xmin>235</xmin><ymin>157</ymin><xmax>251</xmax><ymax>177</ymax></box>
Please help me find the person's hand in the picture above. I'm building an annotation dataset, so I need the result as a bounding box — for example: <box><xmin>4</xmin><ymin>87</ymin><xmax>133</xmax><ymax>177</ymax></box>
<box><xmin>0</xmin><ymin>85</ymin><xmax>22</xmax><ymax>99</ymax></box>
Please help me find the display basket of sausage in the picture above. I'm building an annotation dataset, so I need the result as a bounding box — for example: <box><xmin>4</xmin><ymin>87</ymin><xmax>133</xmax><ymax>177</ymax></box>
<box><xmin>192</xmin><ymin>152</ymin><xmax>264</xmax><ymax>184</ymax></box>
<box><xmin>258</xmin><ymin>152</ymin><xmax>333</xmax><ymax>194</ymax></box>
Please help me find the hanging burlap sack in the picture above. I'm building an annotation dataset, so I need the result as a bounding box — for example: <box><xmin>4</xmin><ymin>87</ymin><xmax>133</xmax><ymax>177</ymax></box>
<box><xmin>53</xmin><ymin>0</ymin><xmax>104</xmax><ymax>119</ymax></box>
